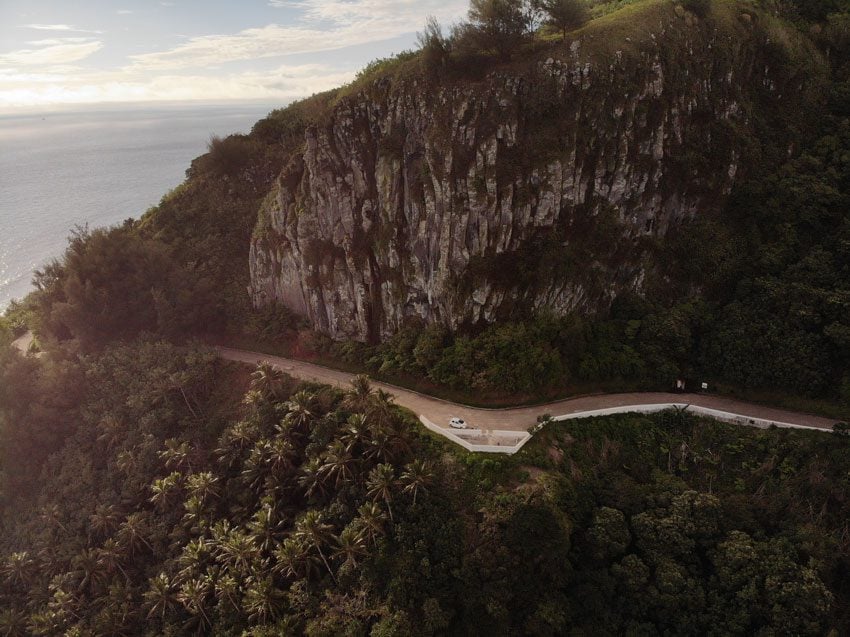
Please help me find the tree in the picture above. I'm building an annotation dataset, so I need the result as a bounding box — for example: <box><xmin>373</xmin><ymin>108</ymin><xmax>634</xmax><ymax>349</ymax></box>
<box><xmin>242</xmin><ymin>576</ymin><xmax>285</xmax><ymax>625</ymax></box>
<box><xmin>273</xmin><ymin>536</ymin><xmax>319</xmax><ymax>581</ymax></box>
<box><xmin>2</xmin><ymin>551</ymin><xmax>35</xmax><ymax>588</ymax></box>
<box><xmin>250</xmin><ymin>361</ymin><xmax>288</xmax><ymax>401</ymax></box>
<box><xmin>143</xmin><ymin>573</ymin><xmax>178</xmax><ymax>622</ymax></box>
<box><xmin>354</xmin><ymin>502</ymin><xmax>387</xmax><ymax>546</ymax></box>
<box><xmin>298</xmin><ymin>457</ymin><xmax>328</xmax><ymax>500</ymax></box>
<box><xmin>319</xmin><ymin>440</ymin><xmax>358</xmax><ymax>489</ymax></box>
<box><xmin>177</xmin><ymin>576</ymin><xmax>212</xmax><ymax>631</ymax></box>
<box><xmin>215</xmin><ymin>527</ymin><xmax>261</xmax><ymax>576</ymax></box>
<box><xmin>294</xmin><ymin>510</ymin><xmax>337</xmax><ymax>583</ymax></box>
<box><xmin>283</xmin><ymin>390</ymin><xmax>315</xmax><ymax>435</ymax></box>
<box><xmin>467</xmin><ymin>0</ymin><xmax>533</xmax><ymax>60</ymax></box>
<box><xmin>70</xmin><ymin>549</ymin><xmax>107</xmax><ymax>595</ymax></box>
<box><xmin>117</xmin><ymin>512</ymin><xmax>153</xmax><ymax>556</ymax></box>
<box><xmin>341</xmin><ymin>413</ymin><xmax>370</xmax><ymax>454</ymax></box>
<box><xmin>366</xmin><ymin>464</ymin><xmax>398</xmax><ymax>522</ymax></box>
<box><xmin>343</xmin><ymin>374</ymin><xmax>374</xmax><ymax>413</ymax></box>
<box><xmin>333</xmin><ymin>527</ymin><xmax>367</xmax><ymax>569</ymax></box>
<box><xmin>400</xmin><ymin>460</ymin><xmax>435</xmax><ymax>505</ymax></box>
<box><xmin>417</xmin><ymin>15</ymin><xmax>450</xmax><ymax>72</ymax></box>
<box><xmin>97</xmin><ymin>539</ymin><xmax>130</xmax><ymax>583</ymax></box>
<box><xmin>533</xmin><ymin>0</ymin><xmax>587</xmax><ymax>39</ymax></box>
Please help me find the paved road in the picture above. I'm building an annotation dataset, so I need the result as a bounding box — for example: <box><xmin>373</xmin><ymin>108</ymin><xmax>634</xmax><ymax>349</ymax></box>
<box><xmin>218</xmin><ymin>347</ymin><xmax>838</xmax><ymax>433</ymax></box>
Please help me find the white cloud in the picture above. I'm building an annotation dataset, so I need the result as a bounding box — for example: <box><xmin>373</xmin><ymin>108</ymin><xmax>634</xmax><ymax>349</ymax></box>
<box><xmin>128</xmin><ymin>0</ymin><xmax>466</xmax><ymax>71</ymax></box>
<box><xmin>0</xmin><ymin>62</ymin><xmax>354</xmax><ymax>110</ymax></box>
<box><xmin>21</xmin><ymin>24</ymin><xmax>103</xmax><ymax>34</ymax></box>
<box><xmin>21</xmin><ymin>24</ymin><xmax>75</xmax><ymax>31</ymax></box>
<box><xmin>0</xmin><ymin>40</ymin><xmax>103</xmax><ymax>67</ymax></box>
<box><xmin>5</xmin><ymin>0</ymin><xmax>470</xmax><ymax>110</ymax></box>
<box><xmin>117</xmin><ymin>9</ymin><xmax>134</xmax><ymax>15</ymax></box>
<box><xmin>26</xmin><ymin>37</ymin><xmax>92</xmax><ymax>46</ymax></box>
<box><xmin>283</xmin><ymin>0</ymin><xmax>465</xmax><ymax>26</ymax></box>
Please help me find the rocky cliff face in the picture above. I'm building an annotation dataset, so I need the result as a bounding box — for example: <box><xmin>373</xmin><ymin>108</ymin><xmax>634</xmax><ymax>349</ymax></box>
<box><xmin>249</xmin><ymin>6</ymin><xmax>820</xmax><ymax>343</ymax></box>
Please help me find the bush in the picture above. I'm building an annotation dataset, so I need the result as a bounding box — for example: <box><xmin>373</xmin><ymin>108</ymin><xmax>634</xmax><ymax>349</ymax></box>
<box><xmin>466</xmin><ymin>0</ymin><xmax>534</xmax><ymax>60</ymax></box>
<box><xmin>195</xmin><ymin>134</ymin><xmax>262</xmax><ymax>177</ymax></box>
<box><xmin>533</xmin><ymin>0</ymin><xmax>588</xmax><ymax>38</ymax></box>
<box><xmin>679</xmin><ymin>0</ymin><xmax>709</xmax><ymax>17</ymax></box>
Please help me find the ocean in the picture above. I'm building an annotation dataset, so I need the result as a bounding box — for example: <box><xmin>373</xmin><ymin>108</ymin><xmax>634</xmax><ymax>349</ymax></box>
<box><xmin>0</xmin><ymin>103</ymin><xmax>276</xmax><ymax>312</ymax></box>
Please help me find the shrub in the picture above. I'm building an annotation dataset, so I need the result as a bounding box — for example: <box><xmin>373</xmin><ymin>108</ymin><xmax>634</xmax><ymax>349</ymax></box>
<box><xmin>679</xmin><ymin>0</ymin><xmax>709</xmax><ymax>17</ymax></box>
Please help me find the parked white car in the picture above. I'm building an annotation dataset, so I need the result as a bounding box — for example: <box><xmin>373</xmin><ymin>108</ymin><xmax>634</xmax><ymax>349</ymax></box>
<box><xmin>449</xmin><ymin>417</ymin><xmax>468</xmax><ymax>429</ymax></box>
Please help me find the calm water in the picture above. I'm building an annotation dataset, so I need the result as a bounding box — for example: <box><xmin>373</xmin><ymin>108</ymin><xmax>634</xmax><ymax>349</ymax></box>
<box><xmin>0</xmin><ymin>103</ymin><xmax>275</xmax><ymax>311</ymax></box>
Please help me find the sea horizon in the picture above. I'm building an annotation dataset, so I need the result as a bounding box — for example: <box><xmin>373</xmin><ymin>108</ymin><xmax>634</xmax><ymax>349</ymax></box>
<box><xmin>0</xmin><ymin>101</ymin><xmax>280</xmax><ymax>312</ymax></box>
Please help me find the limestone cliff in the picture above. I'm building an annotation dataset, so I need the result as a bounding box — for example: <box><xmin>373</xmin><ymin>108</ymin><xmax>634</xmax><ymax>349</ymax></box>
<box><xmin>249</xmin><ymin>2</ymin><xmax>823</xmax><ymax>343</ymax></box>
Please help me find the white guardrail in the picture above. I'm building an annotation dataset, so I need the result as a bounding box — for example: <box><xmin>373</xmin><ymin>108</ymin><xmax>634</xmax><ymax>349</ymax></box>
<box><xmin>419</xmin><ymin>417</ymin><xmax>532</xmax><ymax>454</ymax></box>
<box><xmin>420</xmin><ymin>403</ymin><xmax>833</xmax><ymax>455</ymax></box>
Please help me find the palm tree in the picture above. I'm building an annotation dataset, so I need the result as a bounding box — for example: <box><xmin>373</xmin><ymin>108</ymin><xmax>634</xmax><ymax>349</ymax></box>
<box><xmin>46</xmin><ymin>584</ymin><xmax>80</xmax><ymax>629</ymax></box>
<box><xmin>284</xmin><ymin>390</ymin><xmax>315</xmax><ymax>434</ymax></box>
<box><xmin>97</xmin><ymin>538</ymin><xmax>130</xmax><ymax>582</ymax></box>
<box><xmin>178</xmin><ymin>538</ymin><xmax>210</xmax><ymax>582</ymax></box>
<box><xmin>96</xmin><ymin>416</ymin><xmax>124</xmax><ymax>451</ymax></box>
<box><xmin>2</xmin><ymin>551</ymin><xmax>34</xmax><ymax>587</ymax></box>
<box><xmin>181</xmin><ymin>495</ymin><xmax>210</xmax><ymax>533</ymax></box>
<box><xmin>215</xmin><ymin>528</ymin><xmax>260</xmax><ymax>576</ymax></box>
<box><xmin>355</xmin><ymin>502</ymin><xmax>387</xmax><ymax>546</ymax></box>
<box><xmin>294</xmin><ymin>510</ymin><xmax>337</xmax><ymax>583</ymax></box>
<box><xmin>341</xmin><ymin>413</ymin><xmax>370</xmax><ymax>454</ymax></box>
<box><xmin>366</xmin><ymin>463</ymin><xmax>397</xmax><ymax>522</ymax></box>
<box><xmin>40</xmin><ymin>504</ymin><xmax>69</xmax><ymax>534</ymax></box>
<box><xmin>343</xmin><ymin>374</ymin><xmax>373</xmax><ymax>412</ymax></box>
<box><xmin>158</xmin><ymin>438</ymin><xmax>192</xmax><ymax>471</ymax></box>
<box><xmin>298</xmin><ymin>457</ymin><xmax>328</xmax><ymax>500</ymax></box>
<box><xmin>400</xmin><ymin>460</ymin><xmax>435</xmax><ymax>505</ymax></box>
<box><xmin>242</xmin><ymin>576</ymin><xmax>285</xmax><ymax>625</ymax></box>
<box><xmin>332</xmin><ymin>527</ymin><xmax>367</xmax><ymax>568</ymax></box>
<box><xmin>319</xmin><ymin>440</ymin><xmax>358</xmax><ymax>489</ymax></box>
<box><xmin>177</xmin><ymin>576</ymin><xmax>212</xmax><ymax>631</ymax></box>
<box><xmin>367</xmin><ymin>388</ymin><xmax>396</xmax><ymax>428</ymax></box>
<box><xmin>247</xmin><ymin>501</ymin><xmax>282</xmax><ymax>555</ymax></box>
<box><xmin>272</xmin><ymin>536</ymin><xmax>319</xmax><ymax>581</ymax></box>
<box><xmin>186</xmin><ymin>471</ymin><xmax>219</xmax><ymax>503</ymax></box>
<box><xmin>143</xmin><ymin>572</ymin><xmax>178</xmax><ymax>621</ymax></box>
<box><xmin>241</xmin><ymin>442</ymin><xmax>271</xmax><ymax>492</ymax></box>
<box><xmin>70</xmin><ymin>549</ymin><xmax>106</xmax><ymax>594</ymax></box>
<box><xmin>88</xmin><ymin>504</ymin><xmax>120</xmax><ymax>542</ymax></box>
<box><xmin>214</xmin><ymin>572</ymin><xmax>241</xmax><ymax>613</ymax></box>
<box><xmin>117</xmin><ymin>512</ymin><xmax>152</xmax><ymax>556</ymax></box>
<box><xmin>150</xmin><ymin>471</ymin><xmax>183</xmax><ymax>509</ymax></box>
<box><xmin>250</xmin><ymin>362</ymin><xmax>288</xmax><ymax>400</ymax></box>
<box><xmin>216</xmin><ymin>420</ymin><xmax>259</xmax><ymax>470</ymax></box>
<box><xmin>0</xmin><ymin>607</ymin><xmax>27</xmax><ymax>637</ymax></box>
<box><xmin>266</xmin><ymin>437</ymin><xmax>295</xmax><ymax>476</ymax></box>
<box><xmin>363</xmin><ymin>423</ymin><xmax>411</xmax><ymax>465</ymax></box>
<box><xmin>114</xmin><ymin>450</ymin><xmax>137</xmax><ymax>476</ymax></box>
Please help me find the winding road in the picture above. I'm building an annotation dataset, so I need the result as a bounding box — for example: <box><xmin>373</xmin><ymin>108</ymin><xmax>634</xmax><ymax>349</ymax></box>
<box><xmin>217</xmin><ymin>347</ymin><xmax>839</xmax><ymax>435</ymax></box>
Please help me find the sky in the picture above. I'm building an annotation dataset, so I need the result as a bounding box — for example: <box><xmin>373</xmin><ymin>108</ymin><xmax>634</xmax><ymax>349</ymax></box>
<box><xmin>0</xmin><ymin>0</ymin><xmax>469</xmax><ymax>112</ymax></box>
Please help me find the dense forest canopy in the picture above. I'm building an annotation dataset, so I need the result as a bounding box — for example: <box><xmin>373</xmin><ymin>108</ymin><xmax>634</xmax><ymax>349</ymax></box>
<box><xmin>2</xmin><ymin>0</ymin><xmax>850</xmax><ymax>633</ymax></box>
<box><xmin>1</xmin><ymin>339</ymin><xmax>848</xmax><ymax>634</ymax></box>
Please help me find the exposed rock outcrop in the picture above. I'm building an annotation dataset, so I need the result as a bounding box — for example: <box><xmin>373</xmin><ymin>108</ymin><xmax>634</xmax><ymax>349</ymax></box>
<box><xmin>250</xmin><ymin>5</ymin><xmax>822</xmax><ymax>342</ymax></box>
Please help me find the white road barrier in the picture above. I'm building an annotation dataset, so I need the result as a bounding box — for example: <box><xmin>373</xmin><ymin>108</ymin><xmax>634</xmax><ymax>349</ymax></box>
<box><xmin>421</xmin><ymin>403</ymin><xmax>834</xmax><ymax>454</ymax></box>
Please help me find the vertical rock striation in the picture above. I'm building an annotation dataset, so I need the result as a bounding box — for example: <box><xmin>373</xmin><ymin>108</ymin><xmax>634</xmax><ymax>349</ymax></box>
<box><xmin>250</xmin><ymin>9</ymin><xmax>820</xmax><ymax>342</ymax></box>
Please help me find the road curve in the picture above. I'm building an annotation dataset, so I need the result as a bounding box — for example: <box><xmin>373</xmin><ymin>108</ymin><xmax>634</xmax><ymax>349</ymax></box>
<box><xmin>217</xmin><ymin>347</ymin><xmax>839</xmax><ymax>433</ymax></box>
